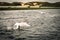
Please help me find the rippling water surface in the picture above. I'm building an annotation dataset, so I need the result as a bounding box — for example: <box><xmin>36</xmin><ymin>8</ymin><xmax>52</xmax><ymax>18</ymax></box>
<box><xmin>0</xmin><ymin>9</ymin><xmax>60</xmax><ymax>40</ymax></box>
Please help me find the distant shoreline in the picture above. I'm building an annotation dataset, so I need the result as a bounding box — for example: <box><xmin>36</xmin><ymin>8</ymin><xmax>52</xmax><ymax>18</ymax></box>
<box><xmin>0</xmin><ymin>6</ymin><xmax>60</xmax><ymax>10</ymax></box>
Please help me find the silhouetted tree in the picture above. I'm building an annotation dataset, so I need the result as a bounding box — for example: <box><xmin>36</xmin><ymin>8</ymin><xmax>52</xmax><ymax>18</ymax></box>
<box><xmin>0</xmin><ymin>2</ymin><xmax>11</xmax><ymax>6</ymax></box>
<box><xmin>53</xmin><ymin>2</ymin><xmax>60</xmax><ymax>7</ymax></box>
<box><xmin>12</xmin><ymin>2</ymin><xmax>22</xmax><ymax>6</ymax></box>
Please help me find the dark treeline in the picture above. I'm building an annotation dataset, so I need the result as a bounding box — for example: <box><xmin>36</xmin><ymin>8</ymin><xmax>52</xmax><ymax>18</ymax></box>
<box><xmin>0</xmin><ymin>2</ymin><xmax>22</xmax><ymax>6</ymax></box>
<box><xmin>0</xmin><ymin>2</ymin><xmax>60</xmax><ymax>7</ymax></box>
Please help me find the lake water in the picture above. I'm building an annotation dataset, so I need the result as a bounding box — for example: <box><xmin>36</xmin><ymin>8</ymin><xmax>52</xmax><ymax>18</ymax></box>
<box><xmin>0</xmin><ymin>9</ymin><xmax>60</xmax><ymax>40</ymax></box>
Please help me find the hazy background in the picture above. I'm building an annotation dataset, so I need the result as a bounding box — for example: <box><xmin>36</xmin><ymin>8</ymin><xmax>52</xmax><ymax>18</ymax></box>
<box><xmin>0</xmin><ymin>0</ymin><xmax>60</xmax><ymax>3</ymax></box>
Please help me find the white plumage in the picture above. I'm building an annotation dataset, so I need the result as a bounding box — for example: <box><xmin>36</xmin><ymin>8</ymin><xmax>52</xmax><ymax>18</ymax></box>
<box><xmin>13</xmin><ymin>22</ymin><xmax>30</xmax><ymax>30</ymax></box>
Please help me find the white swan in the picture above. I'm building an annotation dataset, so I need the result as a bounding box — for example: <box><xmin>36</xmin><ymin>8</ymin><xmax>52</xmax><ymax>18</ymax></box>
<box><xmin>13</xmin><ymin>22</ymin><xmax>30</xmax><ymax>30</ymax></box>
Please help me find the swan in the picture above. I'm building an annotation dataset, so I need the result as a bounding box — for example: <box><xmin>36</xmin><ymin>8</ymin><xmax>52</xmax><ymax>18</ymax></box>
<box><xmin>13</xmin><ymin>22</ymin><xmax>30</xmax><ymax>30</ymax></box>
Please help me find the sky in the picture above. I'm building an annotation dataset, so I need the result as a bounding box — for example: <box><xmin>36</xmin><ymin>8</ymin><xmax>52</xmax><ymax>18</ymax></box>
<box><xmin>0</xmin><ymin>0</ymin><xmax>60</xmax><ymax>3</ymax></box>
